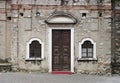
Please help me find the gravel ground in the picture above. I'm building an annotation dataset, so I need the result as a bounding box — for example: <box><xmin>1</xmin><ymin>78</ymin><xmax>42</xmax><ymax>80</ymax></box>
<box><xmin>0</xmin><ymin>72</ymin><xmax>120</xmax><ymax>83</ymax></box>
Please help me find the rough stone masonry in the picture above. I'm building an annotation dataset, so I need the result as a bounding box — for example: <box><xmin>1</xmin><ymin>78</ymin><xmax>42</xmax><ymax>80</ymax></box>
<box><xmin>0</xmin><ymin>0</ymin><xmax>113</xmax><ymax>74</ymax></box>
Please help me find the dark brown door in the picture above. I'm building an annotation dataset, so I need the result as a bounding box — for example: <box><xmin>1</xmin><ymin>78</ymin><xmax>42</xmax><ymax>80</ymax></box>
<box><xmin>52</xmin><ymin>30</ymin><xmax>71</xmax><ymax>71</ymax></box>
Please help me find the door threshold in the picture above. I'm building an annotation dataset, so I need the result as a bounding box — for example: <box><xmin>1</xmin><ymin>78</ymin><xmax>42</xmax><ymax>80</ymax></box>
<box><xmin>52</xmin><ymin>71</ymin><xmax>73</xmax><ymax>74</ymax></box>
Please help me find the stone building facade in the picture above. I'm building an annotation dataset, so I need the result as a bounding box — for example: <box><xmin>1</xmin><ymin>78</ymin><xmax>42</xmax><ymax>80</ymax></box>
<box><xmin>0</xmin><ymin>0</ymin><xmax>112</xmax><ymax>74</ymax></box>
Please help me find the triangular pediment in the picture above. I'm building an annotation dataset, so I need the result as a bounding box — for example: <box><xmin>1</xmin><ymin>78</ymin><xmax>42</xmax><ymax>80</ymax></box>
<box><xmin>45</xmin><ymin>11</ymin><xmax>77</xmax><ymax>24</ymax></box>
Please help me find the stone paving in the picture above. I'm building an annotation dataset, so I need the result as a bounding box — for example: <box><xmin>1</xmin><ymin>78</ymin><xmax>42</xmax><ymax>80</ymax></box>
<box><xmin>0</xmin><ymin>72</ymin><xmax>120</xmax><ymax>83</ymax></box>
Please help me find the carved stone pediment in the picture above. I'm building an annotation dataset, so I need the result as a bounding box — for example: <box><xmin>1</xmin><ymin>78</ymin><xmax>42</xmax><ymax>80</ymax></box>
<box><xmin>45</xmin><ymin>11</ymin><xmax>77</xmax><ymax>24</ymax></box>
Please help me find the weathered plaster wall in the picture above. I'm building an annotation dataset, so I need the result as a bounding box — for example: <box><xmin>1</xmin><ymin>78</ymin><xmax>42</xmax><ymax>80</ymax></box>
<box><xmin>0</xmin><ymin>1</ymin><xmax>6</xmax><ymax>59</ymax></box>
<box><xmin>0</xmin><ymin>0</ymin><xmax>12</xmax><ymax>61</ymax></box>
<box><xmin>10</xmin><ymin>8</ymin><xmax>111</xmax><ymax>73</ymax></box>
<box><xmin>74</xmin><ymin>10</ymin><xmax>111</xmax><ymax>74</ymax></box>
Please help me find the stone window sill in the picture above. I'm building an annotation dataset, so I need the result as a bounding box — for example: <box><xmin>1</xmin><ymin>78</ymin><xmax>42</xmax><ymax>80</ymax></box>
<box><xmin>25</xmin><ymin>58</ymin><xmax>43</xmax><ymax>61</ymax></box>
<box><xmin>77</xmin><ymin>58</ymin><xmax>97</xmax><ymax>61</ymax></box>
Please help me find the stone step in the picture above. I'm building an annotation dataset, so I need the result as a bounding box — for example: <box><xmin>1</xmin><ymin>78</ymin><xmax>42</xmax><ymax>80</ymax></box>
<box><xmin>0</xmin><ymin>63</ymin><xmax>12</xmax><ymax>72</ymax></box>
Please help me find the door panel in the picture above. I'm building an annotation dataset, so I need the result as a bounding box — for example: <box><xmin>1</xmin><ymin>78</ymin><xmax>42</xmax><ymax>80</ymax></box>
<box><xmin>52</xmin><ymin>30</ymin><xmax>71</xmax><ymax>71</ymax></box>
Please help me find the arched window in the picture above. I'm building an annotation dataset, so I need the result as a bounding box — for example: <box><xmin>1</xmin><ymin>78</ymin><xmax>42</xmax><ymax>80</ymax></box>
<box><xmin>26</xmin><ymin>38</ymin><xmax>44</xmax><ymax>60</ymax></box>
<box><xmin>30</xmin><ymin>40</ymin><xmax>41</xmax><ymax>58</ymax></box>
<box><xmin>79</xmin><ymin>38</ymin><xmax>97</xmax><ymax>60</ymax></box>
<box><xmin>82</xmin><ymin>40</ymin><xmax>93</xmax><ymax>58</ymax></box>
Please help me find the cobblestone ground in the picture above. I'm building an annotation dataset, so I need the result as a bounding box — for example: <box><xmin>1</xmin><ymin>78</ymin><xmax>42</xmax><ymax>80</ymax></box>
<box><xmin>0</xmin><ymin>72</ymin><xmax>120</xmax><ymax>83</ymax></box>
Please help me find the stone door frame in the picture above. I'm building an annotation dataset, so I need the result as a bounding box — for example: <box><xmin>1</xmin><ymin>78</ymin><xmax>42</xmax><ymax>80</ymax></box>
<box><xmin>48</xmin><ymin>28</ymin><xmax>74</xmax><ymax>73</ymax></box>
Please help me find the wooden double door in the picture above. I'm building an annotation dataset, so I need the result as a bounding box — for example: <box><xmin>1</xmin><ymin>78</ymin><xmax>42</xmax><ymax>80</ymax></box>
<box><xmin>52</xmin><ymin>30</ymin><xmax>71</xmax><ymax>71</ymax></box>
